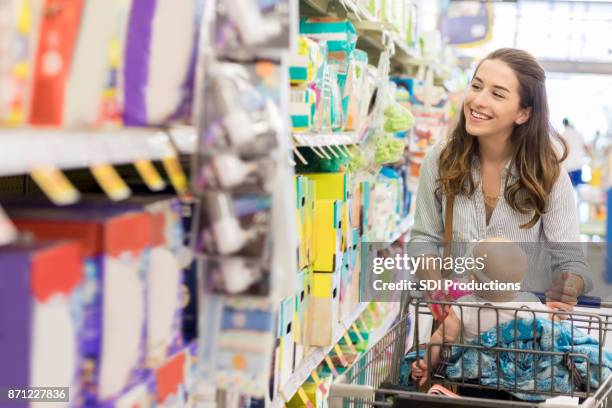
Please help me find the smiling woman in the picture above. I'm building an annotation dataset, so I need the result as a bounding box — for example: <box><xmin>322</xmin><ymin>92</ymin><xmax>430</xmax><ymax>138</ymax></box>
<box><xmin>409</xmin><ymin>48</ymin><xmax>592</xmax><ymax>319</ymax></box>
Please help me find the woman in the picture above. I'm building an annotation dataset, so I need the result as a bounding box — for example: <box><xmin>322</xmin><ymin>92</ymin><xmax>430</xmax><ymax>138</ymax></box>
<box><xmin>410</xmin><ymin>48</ymin><xmax>591</xmax><ymax>316</ymax></box>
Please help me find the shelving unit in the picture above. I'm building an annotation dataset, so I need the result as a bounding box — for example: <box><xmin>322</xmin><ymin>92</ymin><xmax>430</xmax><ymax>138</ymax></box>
<box><xmin>301</xmin><ymin>0</ymin><xmax>422</xmax><ymax>70</ymax></box>
<box><xmin>293</xmin><ymin>131</ymin><xmax>361</xmax><ymax>147</ymax></box>
<box><xmin>0</xmin><ymin>128</ymin><xmax>180</xmax><ymax>177</ymax></box>
<box><xmin>272</xmin><ymin>302</ymin><xmax>369</xmax><ymax>407</ymax></box>
<box><xmin>271</xmin><ymin>208</ymin><xmax>412</xmax><ymax>406</ymax></box>
<box><xmin>168</xmin><ymin>126</ymin><xmax>198</xmax><ymax>154</ymax></box>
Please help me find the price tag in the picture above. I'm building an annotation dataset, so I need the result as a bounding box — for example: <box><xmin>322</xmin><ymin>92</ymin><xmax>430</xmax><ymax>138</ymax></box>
<box><xmin>0</xmin><ymin>206</ymin><xmax>17</xmax><ymax>246</ymax></box>
<box><xmin>333</xmin><ymin>344</ymin><xmax>348</xmax><ymax>367</ymax></box>
<box><xmin>134</xmin><ymin>159</ymin><xmax>166</xmax><ymax>191</ymax></box>
<box><xmin>351</xmin><ymin>323</ymin><xmax>365</xmax><ymax>343</ymax></box>
<box><xmin>297</xmin><ymin>387</ymin><xmax>314</xmax><ymax>408</ymax></box>
<box><xmin>324</xmin><ymin>355</ymin><xmax>339</xmax><ymax>376</ymax></box>
<box><xmin>310</xmin><ymin>371</ymin><xmax>327</xmax><ymax>394</ymax></box>
<box><xmin>162</xmin><ymin>155</ymin><xmax>188</xmax><ymax>194</ymax></box>
<box><xmin>90</xmin><ymin>164</ymin><xmax>131</xmax><ymax>201</ymax></box>
<box><xmin>30</xmin><ymin>167</ymin><xmax>80</xmax><ymax>205</ymax></box>
<box><xmin>343</xmin><ymin>332</ymin><xmax>357</xmax><ymax>353</ymax></box>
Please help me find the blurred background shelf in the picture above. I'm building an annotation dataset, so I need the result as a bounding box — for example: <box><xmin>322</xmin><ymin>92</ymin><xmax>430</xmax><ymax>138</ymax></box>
<box><xmin>0</xmin><ymin>128</ymin><xmax>178</xmax><ymax>177</ymax></box>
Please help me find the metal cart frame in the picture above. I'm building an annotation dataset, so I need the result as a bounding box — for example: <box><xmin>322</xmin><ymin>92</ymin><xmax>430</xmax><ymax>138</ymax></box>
<box><xmin>328</xmin><ymin>293</ymin><xmax>612</xmax><ymax>408</ymax></box>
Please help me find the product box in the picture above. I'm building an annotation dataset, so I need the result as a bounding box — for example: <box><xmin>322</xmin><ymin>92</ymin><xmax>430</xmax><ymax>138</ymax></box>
<box><xmin>199</xmin><ymin>295</ymin><xmax>276</xmax><ymax>396</ymax></box>
<box><xmin>9</xmin><ymin>195</ymin><xmax>187</xmax><ymax>368</ymax></box>
<box><xmin>293</xmin><ymin>268</ymin><xmax>309</xmax><ymax>367</ymax></box>
<box><xmin>296</xmin><ymin>175</ymin><xmax>308</xmax><ymax>270</ymax></box>
<box><xmin>123</xmin><ymin>0</ymin><xmax>202</xmax><ymax>126</ymax></box>
<box><xmin>28</xmin><ymin>0</ymin><xmax>84</xmax><ymax>125</ymax></box>
<box><xmin>62</xmin><ymin>0</ymin><xmax>118</xmax><ymax>127</ymax></box>
<box><xmin>290</xmin><ymin>87</ymin><xmax>315</xmax><ymax>133</ymax></box>
<box><xmin>9</xmin><ymin>207</ymin><xmax>152</xmax><ymax>405</ymax></box>
<box><xmin>153</xmin><ymin>344</ymin><xmax>197</xmax><ymax>408</ymax></box>
<box><xmin>305</xmin><ymin>172</ymin><xmax>348</xmax><ymax>202</ymax></box>
<box><xmin>289</xmin><ymin>36</ymin><xmax>322</xmax><ymax>86</ymax></box>
<box><xmin>0</xmin><ymin>0</ymin><xmax>42</xmax><ymax>126</ymax></box>
<box><xmin>274</xmin><ymin>296</ymin><xmax>295</xmax><ymax>395</ymax></box>
<box><xmin>0</xmin><ymin>241</ymin><xmax>84</xmax><ymax>404</ymax></box>
<box><xmin>303</xmin><ymin>270</ymin><xmax>340</xmax><ymax>347</ymax></box>
<box><xmin>311</xmin><ymin>199</ymin><xmax>343</xmax><ymax>273</ymax></box>
<box><xmin>306</xmin><ymin>179</ymin><xmax>316</xmax><ymax>265</ymax></box>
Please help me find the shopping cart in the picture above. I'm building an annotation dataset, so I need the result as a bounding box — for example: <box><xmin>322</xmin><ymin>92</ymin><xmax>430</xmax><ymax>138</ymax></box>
<box><xmin>328</xmin><ymin>293</ymin><xmax>612</xmax><ymax>408</ymax></box>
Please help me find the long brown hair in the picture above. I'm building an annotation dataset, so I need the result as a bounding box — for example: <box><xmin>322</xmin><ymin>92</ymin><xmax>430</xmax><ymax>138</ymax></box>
<box><xmin>438</xmin><ymin>48</ymin><xmax>567</xmax><ymax>229</ymax></box>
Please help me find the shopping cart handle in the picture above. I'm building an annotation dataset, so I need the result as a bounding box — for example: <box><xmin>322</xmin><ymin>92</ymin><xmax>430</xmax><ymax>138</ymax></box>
<box><xmin>531</xmin><ymin>292</ymin><xmax>601</xmax><ymax>308</ymax></box>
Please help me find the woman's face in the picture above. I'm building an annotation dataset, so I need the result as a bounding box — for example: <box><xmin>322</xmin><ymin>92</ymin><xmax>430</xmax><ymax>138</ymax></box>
<box><xmin>463</xmin><ymin>59</ymin><xmax>531</xmax><ymax>138</ymax></box>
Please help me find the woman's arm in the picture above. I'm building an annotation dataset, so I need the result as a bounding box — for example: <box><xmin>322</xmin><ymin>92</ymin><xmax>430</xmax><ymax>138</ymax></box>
<box><xmin>408</xmin><ymin>145</ymin><xmax>445</xmax><ymax>283</ymax></box>
<box><xmin>541</xmin><ymin>170</ymin><xmax>592</xmax><ymax>296</ymax></box>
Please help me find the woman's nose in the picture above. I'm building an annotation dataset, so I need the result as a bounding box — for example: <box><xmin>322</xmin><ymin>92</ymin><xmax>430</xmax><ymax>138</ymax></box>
<box><xmin>472</xmin><ymin>91</ymin><xmax>489</xmax><ymax>108</ymax></box>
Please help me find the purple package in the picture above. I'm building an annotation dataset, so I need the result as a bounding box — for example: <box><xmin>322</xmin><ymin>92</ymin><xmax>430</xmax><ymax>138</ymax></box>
<box><xmin>123</xmin><ymin>0</ymin><xmax>203</xmax><ymax>126</ymax></box>
<box><xmin>4</xmin><ymin>196</ymin><xmax>187</xmax><ymax>371</ymax></box>
<box><xmin>0</xmin><ymin>242</ymin><xmax>84</xmax><ymax>407</ymax></box>
<box><xmin>9</xmin><ymin>207</ymin><xmax>152</xmax><ymax>406</ymax></box>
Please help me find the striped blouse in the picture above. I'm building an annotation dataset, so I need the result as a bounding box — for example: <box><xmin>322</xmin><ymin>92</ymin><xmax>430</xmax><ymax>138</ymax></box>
<box><xmin>408</xmin><ymin>143</ymin><xmax>592</xmax><ymax>293</ymax></box>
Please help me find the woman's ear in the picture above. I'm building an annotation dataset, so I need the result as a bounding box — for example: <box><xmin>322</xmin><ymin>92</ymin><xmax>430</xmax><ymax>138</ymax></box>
<box><xmin>515</xmin><ymin>107</ymin><xmax>532</xmax><ymax>125</ymax></box>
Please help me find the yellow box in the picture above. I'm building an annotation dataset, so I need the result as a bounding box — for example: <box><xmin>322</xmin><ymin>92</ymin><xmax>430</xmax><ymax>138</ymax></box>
<box><xmin>304</xmin><ymin>172</ymin><xmax>348</xmax><ymax>201</ymax></box>
<box><xmin>312</xmin><ymin>199</ymin><xmax>342</xmax><ymax>272</ymax></box>
<box><xmin>305</xmin><ymin>179</ymin><xmax>316</xmax><ymax>267</ymax></box>
<box><xmin>296</xmin><ymin>176</ymin><xmax>308</xmax><ymax>270</ymax></box>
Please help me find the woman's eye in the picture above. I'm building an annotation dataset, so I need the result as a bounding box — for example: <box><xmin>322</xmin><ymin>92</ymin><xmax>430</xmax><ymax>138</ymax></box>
<box><xmin>493</xmin><ymin>92</ymin><xmax>504</xmax><ymax>98</ymax></box>
<box><xmin>471</xmin><ymin>84</ymin><xmax>481</xmax><ymax>90</ymax></box>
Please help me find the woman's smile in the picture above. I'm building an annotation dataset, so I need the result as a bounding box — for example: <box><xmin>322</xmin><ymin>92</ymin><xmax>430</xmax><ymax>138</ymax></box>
<box><xmin>467</xmin><ymin>108</ymin><xmax>493</xmax><ymax>123</ymax></box>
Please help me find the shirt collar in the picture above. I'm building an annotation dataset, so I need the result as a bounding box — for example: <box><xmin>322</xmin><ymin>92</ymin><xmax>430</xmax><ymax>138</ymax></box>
<box><xmin>472</xmin><ymin>154</ymin><xmax>519</xmax><ymax>178</ymax></box>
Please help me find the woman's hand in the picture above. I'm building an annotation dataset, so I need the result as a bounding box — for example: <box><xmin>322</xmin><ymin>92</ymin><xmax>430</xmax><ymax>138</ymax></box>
<box><xmin>411</xmin><ymin>359</ymin><xmax>429</xmax><ymax>386</ymax></box>
<box><xmin>545</xmin><ymin>272</ymin><xmax>584</xmax><ymax>320</ymax></box>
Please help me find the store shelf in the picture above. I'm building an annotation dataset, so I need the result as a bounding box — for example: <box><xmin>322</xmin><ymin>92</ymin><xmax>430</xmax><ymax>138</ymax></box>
<box><xmin>301</xmin><ymin>0</ymin><xmax>421</xmax><ymax>70</ymax></box>
<box><xmin>273</xmin><ymin>302</ymin><xmax>369</xmax><ymax>407</ymax></box>
<box><xmin>0</xmin><ymin>128</ymin><xmax>177</xmax><ymax>177</ymax></box>
<box><xmin>293</xmin><ymin>131</ymin><xmax>361</xmax><ymax>147</ymax></box>
<box><xmin>168</xmin><ymin>125</ymin><xmax>197</xmax><ymax>154</ymax></box>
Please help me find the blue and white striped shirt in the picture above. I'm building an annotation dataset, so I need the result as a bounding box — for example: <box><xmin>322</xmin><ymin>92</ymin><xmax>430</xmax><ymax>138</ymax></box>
<box><xmin>408</xmin><ymin>144</ymin><xmax>592</xmax><ymax>292</ymax></box>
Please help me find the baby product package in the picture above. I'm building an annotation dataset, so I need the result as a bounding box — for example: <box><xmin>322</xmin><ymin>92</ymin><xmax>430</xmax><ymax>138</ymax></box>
<box><xmin>196</xmin><ymin>59</ymin><xmax>285</xmax><ymax>157</ymax></box>
<box><xmin>62</xmin><ymin>0</ymin><xmax>118</xmax><ymax>127</ymax></box>
<box><xmin>105</xmin><ymin>196</ymin><xmax>186</xmax><ymax>367</ymax></box>
<box><xmin>7</xmin><ymin>195</ymin><xmax>187</xmax><ymax>368</ymax></box>
<box><xmin>8</xmin><ymin>206</ymin><xmax>152</xmax><ymax>405</ymax></box>
<box><xmin>123</xmin><ymin>0</ymin><xmax>203</xmax><ymax>126</ymax></box>
<box><xmin>0</xmin><ymin>0</ymin><xmax>42</xmax><ymax>125</ymax></box>
<box><xmin>212</xmin><ymin>0</ymin><xmax>295</xmax><ymax>56</ymax></box>
<box><xmin>0</xmin><ymin>241</ymin><xmax>83</xmax><ymax>407</ymax></box>
<box><xmin>288</xmin><ymin>36</ymin><xmax>322</xmax><ymax>87</ymax></box>
<box><xmin>198</xmin><ymin>191</ymin><xmax>273</xmax><ymax>296</ymax></box>
<box><xmin>199</xmin><ymin>295</ymin><xmax>276</xmax><ymax>397</ymax></box>
<box><xmin>28</xmin><ymin>0</ymin><xmax>84</xmax><ymax>125</ymax></box>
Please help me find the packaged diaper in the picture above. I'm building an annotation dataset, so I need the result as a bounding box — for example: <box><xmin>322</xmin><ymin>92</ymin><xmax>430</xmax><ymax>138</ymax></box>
<box><xmin>9</xmin><ymin>206</ymin><xmax>152</xmax><ymax>405</ymax></box>
<box><xmin>123</xmin><ymin>0</ymin><xmax>203</xmax><ymax>126</ymax></box>
<box><xmin>0</xmin><ymin>241</ymin><xmax>83</xmax><ymax>408</ymax></box>
<box><xmin>28</xmin><ymin>0</ymin><xmax>84</xmax><ymax>126</ymax></box>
